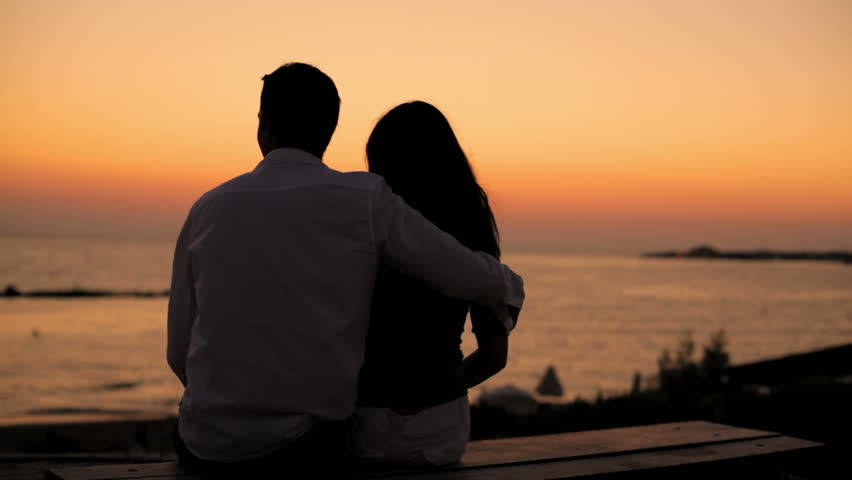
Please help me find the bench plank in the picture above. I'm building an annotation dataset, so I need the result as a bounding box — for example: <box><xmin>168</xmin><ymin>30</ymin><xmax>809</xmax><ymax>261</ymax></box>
<box><xmin>46</xmin><ymin>421</ymin><xmax>818</xmax><ymax>480</ymax></box>
<box><xmin>378</xmin><ymin>436</ymin><xmax>822</xmax><ymax>479</ymax></box>
<box><xmin>457</xmin><ymin>420</ymin><xmax>773</xmax><ymax>468</ymax></box>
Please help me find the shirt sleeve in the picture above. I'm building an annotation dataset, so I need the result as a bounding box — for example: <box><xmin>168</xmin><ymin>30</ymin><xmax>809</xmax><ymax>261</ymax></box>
<box><xmin>369</xmin><ymin>179</ymin><xmax>524</xmax><ymax>333</ymax></box>
<box><xmin>470</xmin><ymin>305</ymin><xmax>511</xmax><ymax>336</ymax></box>
<box><xmin>167</xmin><ymin>212</ymin><xmax>197</xmax><ymax>386</ymax></box>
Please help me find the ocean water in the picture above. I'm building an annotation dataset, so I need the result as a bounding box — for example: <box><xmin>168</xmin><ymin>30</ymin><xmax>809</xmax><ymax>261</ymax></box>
<box><xmin>1</xmin><ymin>234</ymin><xmax>851</xmax><ymax>418</ymax></box>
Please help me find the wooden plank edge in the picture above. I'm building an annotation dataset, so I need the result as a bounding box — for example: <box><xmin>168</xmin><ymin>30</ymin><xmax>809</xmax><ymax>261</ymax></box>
<box><xmin>46</xmin><ymin>462</ymin><xmax>185</xmax><ymax>480</ymax></box>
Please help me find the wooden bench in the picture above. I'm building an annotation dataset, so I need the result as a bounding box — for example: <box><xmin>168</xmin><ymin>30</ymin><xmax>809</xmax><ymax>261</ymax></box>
<box><xmin>46</xmin><ymin>421</ymin><xmax>822</xmax><ymax>479</ymax></box>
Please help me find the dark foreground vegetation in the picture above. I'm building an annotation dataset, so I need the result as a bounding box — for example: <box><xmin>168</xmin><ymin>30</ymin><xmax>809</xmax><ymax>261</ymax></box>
<box><xmin>471</xmin><ymin>333</ymin><xmax>852</xmax><ymax>478</ymax></box>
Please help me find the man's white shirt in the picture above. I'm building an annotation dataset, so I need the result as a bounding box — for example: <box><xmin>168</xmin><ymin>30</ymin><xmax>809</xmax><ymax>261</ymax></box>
<box><xmin>167</xmin><ymin>148</ymin><xmax>524</xmax><ymax>461</ymax></box>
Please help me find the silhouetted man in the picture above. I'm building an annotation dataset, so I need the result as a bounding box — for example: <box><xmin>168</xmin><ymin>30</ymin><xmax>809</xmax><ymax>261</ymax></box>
<box><xmin>167</xmin><ymin>62</ymin><xmax>524</xmax><ymax>469</ymax></box>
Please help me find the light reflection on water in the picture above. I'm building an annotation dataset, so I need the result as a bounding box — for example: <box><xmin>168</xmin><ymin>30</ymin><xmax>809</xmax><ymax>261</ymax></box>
<box><xmin>1</xmin><ymin>239</ymin><xmax>851</xmax><ymax>417</ymax></box>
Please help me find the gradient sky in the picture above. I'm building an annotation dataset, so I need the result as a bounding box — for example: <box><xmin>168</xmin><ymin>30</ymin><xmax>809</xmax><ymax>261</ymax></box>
<box><xmin>2</xmin><ymin>0</ymin><xmax>851</xmax><ymax>252</ymax></box>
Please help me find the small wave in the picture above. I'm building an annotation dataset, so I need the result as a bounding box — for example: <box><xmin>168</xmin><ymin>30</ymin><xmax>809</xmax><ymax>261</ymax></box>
<box><xmin>622</xmin><ymin>284</ymin><xmax>713</xmax><ymax>301</ymax></box>
<box><xmin>89</xmin><ymin>381</ymin><xmax>143</xmax><ymax>392</ymax></box>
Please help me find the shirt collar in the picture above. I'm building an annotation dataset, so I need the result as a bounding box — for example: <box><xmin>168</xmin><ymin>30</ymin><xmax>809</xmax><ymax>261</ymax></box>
<box><xmin>257</xmin><ymin>148</ymin><xmax>324</xmax><ymax>168</ymax></box>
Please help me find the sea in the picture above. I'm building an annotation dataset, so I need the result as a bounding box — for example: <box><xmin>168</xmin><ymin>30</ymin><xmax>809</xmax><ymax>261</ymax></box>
<box><xmin>1</xmin><ymin>234</ymin><xmax>851</xmax><ymax>419</ymax></box>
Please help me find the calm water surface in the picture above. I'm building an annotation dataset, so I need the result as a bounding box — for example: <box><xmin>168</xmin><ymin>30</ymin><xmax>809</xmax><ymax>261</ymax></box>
<box><xmin>1</xmin><ymin>235</ymin><xmax>851</xmax><ymax>418</ymax></box>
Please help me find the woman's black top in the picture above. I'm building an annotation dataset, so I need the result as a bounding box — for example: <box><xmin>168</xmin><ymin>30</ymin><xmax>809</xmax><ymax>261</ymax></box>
<box><xmin>358</xmin><ymin>267</ymin><xmax>463</xmax><ymax>409</ymax></box>
<box><xmin>357</xmin><ymin>234</ymin><xmax>503</xmax><ymax>409</ymax></box>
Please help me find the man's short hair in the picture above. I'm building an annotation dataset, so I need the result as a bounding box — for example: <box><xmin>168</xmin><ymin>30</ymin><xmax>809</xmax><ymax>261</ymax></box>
<box><xmin>260</xmin><ymin>63</ymin><xmax>340</xmax><ymax>156</ymax></box>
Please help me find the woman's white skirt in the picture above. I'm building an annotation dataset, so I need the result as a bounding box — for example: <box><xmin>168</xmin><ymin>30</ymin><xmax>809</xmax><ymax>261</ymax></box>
<box><xmin>347</xmin><ymin>395</ymin><xmax>470</xmax><ymax>467</ymax></box>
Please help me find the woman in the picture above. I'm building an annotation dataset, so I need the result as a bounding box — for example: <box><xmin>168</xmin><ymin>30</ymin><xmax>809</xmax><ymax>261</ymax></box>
<box><xmin>350</xmin><ymin>101</ymin><xmax>509</xmax><ymax>467</ymax></box>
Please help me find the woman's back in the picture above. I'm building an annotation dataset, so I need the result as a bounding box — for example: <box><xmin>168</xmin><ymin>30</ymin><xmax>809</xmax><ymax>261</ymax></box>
<box><xmin>351</xmin><ymin>101</ymin><xmax>505</xmax><ymax>467</ymax></box>
<box><xmin>359</xmin><ymin>198</ymin><xmax>498</xmax><ymax>407</ymax></box>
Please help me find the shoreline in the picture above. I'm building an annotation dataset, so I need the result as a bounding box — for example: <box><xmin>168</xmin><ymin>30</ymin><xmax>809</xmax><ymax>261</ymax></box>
<box><xmin>0</xmin><ymin>411</ymin><xmax>176</xmax><ymax>456</ymax></box>
<box><xmin>0</xmin><ymin>411</ymin><xmax>175</xmax><ymax>428</ymax></box>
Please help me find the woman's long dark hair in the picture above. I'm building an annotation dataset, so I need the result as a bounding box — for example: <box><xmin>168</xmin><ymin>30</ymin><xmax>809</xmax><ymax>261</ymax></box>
<box><xmin>367</xmin><ymin>101</ymin><xmax>500</xmax><ymax>259</ymax></box>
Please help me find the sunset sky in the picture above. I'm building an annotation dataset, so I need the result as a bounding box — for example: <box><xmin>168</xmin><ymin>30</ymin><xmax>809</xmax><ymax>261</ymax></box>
<box><xmin>2</xmin><ymin>0</ymin><xmax>851</xmax><ymax>252</ymax></box>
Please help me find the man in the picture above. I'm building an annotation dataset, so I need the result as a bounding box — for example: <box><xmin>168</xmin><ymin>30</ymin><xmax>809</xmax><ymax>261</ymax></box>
<box><xmin>167</xmin><ymin>62</ymin><xmax>524</xmax><ymax>468</ymax></box>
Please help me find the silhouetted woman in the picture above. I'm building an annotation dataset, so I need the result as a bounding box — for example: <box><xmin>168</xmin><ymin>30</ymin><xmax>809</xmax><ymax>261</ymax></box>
<box><xmin>350</xmin><ymin>101</ymin><xmax>508</xmax><ymax>467</ymax></box>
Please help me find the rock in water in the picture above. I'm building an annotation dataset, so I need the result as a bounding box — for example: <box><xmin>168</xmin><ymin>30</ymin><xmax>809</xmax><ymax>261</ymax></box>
<box><xmin>4</xmin><ymin>284</ymin><xmax>21</xmax><ymax>297</ymax></box>
<box><xmin>536</xmin><ymin>365</ymin><xmax>564</xmax><ymax>397</ymax></box>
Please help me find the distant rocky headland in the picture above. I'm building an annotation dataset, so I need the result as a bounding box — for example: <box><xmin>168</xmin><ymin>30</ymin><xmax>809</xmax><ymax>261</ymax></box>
<box><xmin>1</xmin><ymin>285</ymin><xmax>169</xmax><ymax>298</ymax></box>
<box><xmin>643</xmin><ymin>245</ymin><xmax>852</xmax><ymax>264</ymax></box>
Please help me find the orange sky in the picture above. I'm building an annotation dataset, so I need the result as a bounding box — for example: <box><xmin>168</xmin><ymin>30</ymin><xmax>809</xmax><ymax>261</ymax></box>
<box><xmin>2</xmin><ymin>0</ymin><xmax>851</xmax><ymax>252</ymax></box>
